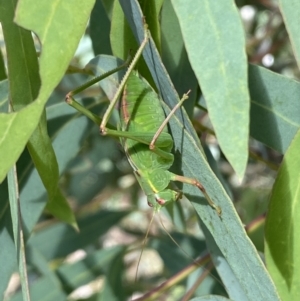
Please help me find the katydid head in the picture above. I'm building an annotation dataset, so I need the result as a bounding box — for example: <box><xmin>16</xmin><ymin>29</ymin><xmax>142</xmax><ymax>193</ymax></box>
<box><xmin>146</xmin><ymin>189</ymin><xmax>181</xmax><ymax>212</ymax></box>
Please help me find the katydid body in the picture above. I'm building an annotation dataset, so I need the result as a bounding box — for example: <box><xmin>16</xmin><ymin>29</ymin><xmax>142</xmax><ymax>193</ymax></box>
<box><xmin>66</xmin><ymin>25</ymin><xmax>221</xmax><ymax>215</ymax></box>
<box><xmin>119</xmin><ymin>72</ymin><xmax>180</xmax><ymax>210</ymax></box>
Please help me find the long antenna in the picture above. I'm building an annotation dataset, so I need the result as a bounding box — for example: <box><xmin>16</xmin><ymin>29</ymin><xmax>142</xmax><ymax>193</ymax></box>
<box><xmin>158</xmin><ymin>212</ymin><xmax>225</xmax><ymax>289</ymax></box>
<box><xmin>134</xmin><ymin>210</ymin><xmax>156</xmax><ymax>284</ymax></box>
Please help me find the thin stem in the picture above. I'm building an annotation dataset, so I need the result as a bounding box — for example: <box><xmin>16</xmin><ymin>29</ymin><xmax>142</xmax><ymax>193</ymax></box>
<box><xmin>181</xmin><ymin>262</ymin><xmax>214</xmax><ymax>301</ymax></box>
<box><xmin>132</xmin><ymin>254</ymin><xmax>211</xmax><ymax>301</ymax></box>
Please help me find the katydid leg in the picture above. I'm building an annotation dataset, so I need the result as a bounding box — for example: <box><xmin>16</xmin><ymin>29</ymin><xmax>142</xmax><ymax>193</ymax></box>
<box><xmin>171</xmin><ymin>174</ymin><xmax>222</xmax><ymax>216</ymax></box>
<box><xmin>150</xmin><ymin>90</ymin><xmax>191</xmax><ymax>150</ymax></box>
<box><xmin>66</xmin><ymin>57</ymin><xmax>131</xmax><ymax>101</ymax></box>
<box><xmin>65</xmin><ymin>24</ymin><xmax>149</xmax><ymax>130</ymax></box>
<box><xmin>66</xmin><ymin>93</ymin><xmax>175</xmax><ymax>161</ymax></box>
<box><xmin>66</xmin><ymin>95</ymin><xmax>103</xmax><ymax>126</ymax></box>
<box><xmin>65</xmin><ymin>53</ymin><xmax>131</xmax><ymax>127</ymax></box>
<box><xmin>99</xmin><ymin>24</ymin><xmax>150</xmax><ymax>135</ymax></box>
<box><xmin>103</xmin><ymin>128</ymin><xmax>174</xmax><ymax>161</ymax></box>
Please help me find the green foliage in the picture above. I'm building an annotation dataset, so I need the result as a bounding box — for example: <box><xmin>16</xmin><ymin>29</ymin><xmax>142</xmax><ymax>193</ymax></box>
<box><xmin>0</xmin><ymin>0</ymin><xmax>299</xmax><ymax>301</ymax></box>
<box><xmin>265</xmin><ymin>129</ymin><xmax>300</xmax><ymax>300</ymax></box>
<box><xmin>172</xmin><ymin>0</ymin><xmax>250</xmax><ymax>179</ymax></box>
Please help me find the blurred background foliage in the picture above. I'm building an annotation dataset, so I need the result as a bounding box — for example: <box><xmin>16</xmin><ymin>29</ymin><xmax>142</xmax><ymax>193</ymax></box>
<box><xmin>1</xmin><ymin>0</ymin><xmax>299</xmax><ymax>300</ymax></box>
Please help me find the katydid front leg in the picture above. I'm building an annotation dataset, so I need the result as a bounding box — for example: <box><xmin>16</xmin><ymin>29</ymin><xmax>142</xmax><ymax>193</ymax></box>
<box><xmin>149</xmin><ymin>91</ymin><xmax>221</xmax><ymax>215</ymax></box>
<box><xmin>149</xmin><ymin>90</ymin><xmax>191</xmax><ymax>150</ymax></box>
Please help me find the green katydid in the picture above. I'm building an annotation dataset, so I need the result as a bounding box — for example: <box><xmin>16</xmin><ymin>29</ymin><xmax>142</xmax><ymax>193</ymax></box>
<box><xmin>65</xmin><ymin>24</ymin><xmax>221</xmax><ymax>216</ymax></box>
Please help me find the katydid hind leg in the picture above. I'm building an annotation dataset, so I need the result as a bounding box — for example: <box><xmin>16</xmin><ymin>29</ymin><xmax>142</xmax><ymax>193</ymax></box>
<box><xmin>171</xmin><ymin>173</ymin><xmax>222</xmax><ymax>216</ymax></box>
<box><xmin>65</xmin><ymin>54</ymin><xmax>132</xmax><ymax>126</ymax></box>
<box><xmin>66</xmin><ymin>56</ymin><xmax>131</xmax><ymax>101</ymax></box>
<box><xmin>100</xmin><ymin>24</ymin><xmax>150</xmax><ymax>135</ymax></box>
<box><xmin>65</xmin><ymin>95</ymin><xmax>103</xmax><ymax>126</ymax></box>
<box><xmin>66</xmin><ymin>24</ymin><xmax>150</xmax><ymax>136</ymax></box>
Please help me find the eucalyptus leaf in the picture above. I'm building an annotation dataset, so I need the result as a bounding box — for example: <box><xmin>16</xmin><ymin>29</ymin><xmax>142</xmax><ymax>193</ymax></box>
<box><xmin>265</xmin><ymin>128</ymin><xmax>300</xmax><ymax>300</ymax></box>
<box><xmin>279</xmin><ymin>0</ymin><xmax>300</xmax><ymax>69</ymax></box>
<box><xmin>249</xmin><ymin>64</ymin><xmax>300</xmax><ymax>154</ymax></box>
<box><xmin>0</xmin><ymin>0</ymin><xmax>95</xmax><ymax>183</ymax></box>
<box><xmin>170</xmin><ymin>0</ymin><xmax>250</xmax><ymax>179</ymax></box>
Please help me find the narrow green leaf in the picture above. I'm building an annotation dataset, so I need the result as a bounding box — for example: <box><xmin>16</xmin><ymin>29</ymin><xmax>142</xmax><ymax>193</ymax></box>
<box><xmin>7</xmin><ymin>164</ymin><xmax>30</xmax><ymax>301</ymax></box>
<box><xmin>249</xmin><ymin>64</ymin><xmax>300</xmax><ymax>154</ymax></box>
<box><xmin>0</xmin><ymin>221</ymin><xmax>18</xmax><ymax>296</ymax></box>
<box><xmin>0</xmin><ymin>104</ymin><xmax>41</xmax><ymax>183</ymax></box>
<box><xmin>1</xmin><ymin>0</ymin><xmax>40</xmax><ymax>111</ymax></box>
<box><xmin>161</xmin><ymin>0</ymin><xmax>198</xmax><ymax>117</ymax></box>
<box><xmin>139</xmin><ymin>0</ymin><xmax>164</xmax><ymax>53</ymax></box>
<box><xmin>0</xmin><ymin>80</ymin><xmax>8</xmax><ymax>112</ymax></box>
<box><xmin>171</xmin><ymin>0</ymin><xmax>250</xmax><ymax>179</ymax></box>
<box><xmin>1</xmin><ymin>0</ymin><xmax>77</xmax><ymax>228</ymax></box>
<box><xmin>0</xmin><ymin>49</ymin><xmax>6</xmax><ymax>80</ymax></box>
<box><xmin>279</xmin><ymin>0</ymin><xmax>300</xmax><ymax>69</ymax></box>
<box><xmin>0</xmin><ymin>0</ymin><xmax>95</xmax><ymax>183</ymax></box>
<box><xmin>110</xmin><ymin>0</ymin><xmax>137</xmax><ymax>61</ymax></box>
<box><xmin>265</xmin><ymin>128</ymin><xmax>300</xmax><ymax>300</ymax></box>
<box><xmin>0</xmin><ymin>1</ymin><xmax>95</xmax><ymax>292</ymax></box>
<box><xmin>110</xmin><ymin>0</ymin><xmax>155</xmax><ymax>87</ymax></box>
<box><xmin>28</xmin><ymin>111</ymin><xmax>77</xmax><ymax>229</ymax></box>
<box><xmin>90</xmin><ymin>0</ymin><xmax>112</xmax><ymax>55</ymax></box>
<box><xmin>0</xmin><ymin>0</ymin><xmax>42</xmax><ymax>184</ymax></box>
<box><xmin>111</xmin><ymin>0</ymin><xmax>163</xmax><ymax>59</ymax></box>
